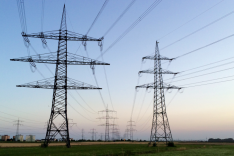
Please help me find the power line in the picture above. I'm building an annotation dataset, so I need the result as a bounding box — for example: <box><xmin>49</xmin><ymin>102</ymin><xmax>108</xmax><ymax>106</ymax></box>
<box><xmin>68</xmin><ymin>92</ymin><xmax>97</xmax><ymax>114</ymax></box>
<box><xmin>30</xmin><ymin>43</ymin><xmax>99</xmax><ymax>118</ymax></box>
<box><xmin>103</xmin><ymin>0</ymin><xmax>136</xmax><ymax>37</ymax></box>
<box><xmin>171</xmin><ymin>60</ymin><xmax>234</xmax><ymax>80</ymax></box>
<box><xmin>135</xmin><ymin>97</ymin><xmax>153</xmax><ymax>123</ymax></box>
<box><xmin>135</xmin><ymin>92</ymin><xmax>147</xmax><ymax>122</ymax></box>
<box><xmin>179</xmin><ymin>56</ymin><xmax>234</xmax><ymax>73</ymax></box>
<box><xmin>166</xmin><ymin>91</ymin><xmax>179</xmax><ymax>108</ymax></box>
<box><xmin>86</xmin><ymin>0</ymin><xmax>109</xmax><ymax>35</ymax></box>
<box><xmin>179</xmin><ymin>75</ymin><xmax>234</xmax><ymax>87</ymax></box>
<box><xmin>0</xmin><ymin>110</ymin><xmax>44</xmax><ymax>123</ymax></box>
<box><xmin>157</xmin><ymin>0</ymin><xmax>225</xmax><ymax>41</ymax></box>
<box><xmin>93</xmin><ymin>74</ymin><xmax>107</xmax><ymax>108</ymax></box>
<box><xmin>96</xmin><ymin>0</ymin><xmax>163</xmax><ymax>60</ymax></box>
<box><xmin>174</xmin><ymin>33</ymin><xmax>234</xmax><ymax>59</ymax></box>
<box><xmin>130</xmin><ymin>63</ymin><xmax>144</xmax><ymax>120</ymax></box>
<box><xmin>160</xmin><ymin>10</ymin><xmax>234</xmax><ymax>51</ymax></box>
<box><xmin>75</xmin><ymin>90</ymin><xmax>97</xmax><ymax>113</ymax></box>
<box><xmin>165</xmin><ymin>66</ymin><xmax>234</xmax><ymax>83</ymax></box>
<box><xmin>99</xmin><ymin>50</ymin><xmax>114</xmax><ymax>110</ymax></box>
<box><xmin>68</xmin><ymin>102</ymin><xmax>97</xmax><ymax>122</ymax></box>
<box><xmin>183</xmin><ymin>78</ymin><xmax>234</xmax><ymax>88</ymax></box>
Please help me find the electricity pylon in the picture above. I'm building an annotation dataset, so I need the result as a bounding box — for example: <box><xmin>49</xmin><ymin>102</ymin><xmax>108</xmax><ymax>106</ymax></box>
<box><xmin>97</xmin><ymin>105</ymin><xmax>117</xmax><ymax>141</ymax></box>
<box><xmin>89</xmin><ymin>129</ymin><xmax>97</xmax><ymax>141</ymax></box>
<box><xmin>81</xmin><ymin>129</ymin><xmax>85</xmax><ymax>140</ymax></box>
<box><xmin>11</xmin><ymin>5</ymin><xmax>109</xmax><ymax>148</ymax></box>
<box><xmin>136</xmin><ymin>41</ymin><xmax>181</xmax><ymax>145</ymax></box>
<box><xmin>127</xmin><ymin>120</ymin><xmax>136</xmax><ymax>140</ymax></box>
<box><xmin>13</xmin><ymin>118</ymin><xmax>23</xmax><ymax>141</ymax></box>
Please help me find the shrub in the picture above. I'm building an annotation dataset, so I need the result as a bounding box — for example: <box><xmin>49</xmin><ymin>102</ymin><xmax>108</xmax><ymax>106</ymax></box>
<box><xmin>167</xmin><ymin>142</ymin><xmax>175</xmax><ymax>147</ymax></box>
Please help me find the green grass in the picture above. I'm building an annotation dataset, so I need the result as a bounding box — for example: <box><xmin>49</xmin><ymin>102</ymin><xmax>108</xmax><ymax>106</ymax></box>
<box><xmin>0</xmin><ymin>143</ymin><xmax>234</xmax><ymax>156</ymax></box>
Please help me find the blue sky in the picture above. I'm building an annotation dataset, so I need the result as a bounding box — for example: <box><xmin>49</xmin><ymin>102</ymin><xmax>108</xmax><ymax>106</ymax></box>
<box><xmin>1</xmin><ymin>0</ymin><xmax>234</xmax><ymax>141</ymax></box>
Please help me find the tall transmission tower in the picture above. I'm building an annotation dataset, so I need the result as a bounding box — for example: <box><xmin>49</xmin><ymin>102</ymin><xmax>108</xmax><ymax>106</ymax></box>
<box><xmin>14</xmin><ymin>118</ymin><xmax>23</xmax><ymax>141</ymax></box>
<box><xmin>68</xmin><ymin>119</ymin><xmax>77</xmax><ymax>129</ymax></box>
<box><xmin>97</xmin><ymin>105</ymin><xmax>117</xmax><ymax>141</ymax></box>
<box><xmin>127</xmin><ymin>120</ymin><xmax>136</xmax><ymax>140</ymax></box>
<box><xmin>99</xmin><ymin>133</ymin><xmax>103</xmax><ymax>140</ymax></box>
<box><xmin>89</xmin><ymin>129</ymin><xmax>97</xmax><ymax>141</ymax></box>
<box><xmin>81</xmin><ymin>129</ymin><xmax>85</xmax><ymax>140</ymax></box>
<box><xmin>111</xmin><ymin>119</ymin><xmax>120</xmax><ymax>140</ymax></box>
<box><xmin>136</xmin><ymin>41</ymin><xmax>181</xmax><ymax>145</ymax></box>
<box><xmin>11</xmin><ymin>5</ymin><xmax>109</xmax><ymax>148</ymax></box>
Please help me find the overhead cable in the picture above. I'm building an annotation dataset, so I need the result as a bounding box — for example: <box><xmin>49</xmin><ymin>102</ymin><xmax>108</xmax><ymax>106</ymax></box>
<box><xmin>158</xmin><ymin>0</ymin><xmax>224</xmax><ymax>41</ymax></box>
<box><xmin>96</xmin><ymin>0</ymin><xmax>163</xmax><ymax>60</ymax></box>
<box><xmin>163</xmin><ymin>33</ymin><xmax>234</xmax><ymax>61</ymax></box>
<box><xmin>172</xmin><ymin>60</ymin><xmax>234</xmax><ymax>79</ymax></box>
<box><xmin>183</xmin><ymin>78</ymin><xmax>234</xmax><ymax>88</ymax></box>
<box><xmin>179</xmin><ymin>75</ymin><xmax>234</xmax><ymax>87</ymax></box>
<box><xmin>165</xmin><ymin>66</ymin><xmax>234</xmax><ymax>83</ymax></box>
<box><xmin>86</xmin><ymin>0</ymin><xmax>109</xmax><ymax>35</ymax></box>
<box><xmin>103</xmin><ymin>0</ymin><xmax>136</xmax><ymax>37</ymax></box>
<box><xmin>179</xmin><ymin>56</ymin><xmax>234</xmax><ymax>73</ymax></box>
<box><xmin>160</xmin><ymin>10</ymin><xmax>234</xmax><ymax>51</ymax></box>
<box><xmin>100</xmin><ymin>50</ymin><xmax>114</xmax><ymax>110</ymax></box>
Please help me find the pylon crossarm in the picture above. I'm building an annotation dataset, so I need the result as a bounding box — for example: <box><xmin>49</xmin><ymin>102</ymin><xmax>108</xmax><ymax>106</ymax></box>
<box><xmin>10</xmin><ymin>52</ymin><xmax>110</xmax><ymax>65</ymax></box>
<box><xmin>142</xmin><ymin>55</ymin><xmax>174</xmax><ymax>61</ymax></box>
<box><xmin>16</xmin><ymin>77</ymin><xmax>102</xmax><ymax>89</ymax></box>
<box><xmin>136</xmin><ymin>82</ymin><xmax>182</xmax><ymax>90</ymax></box>
<box><xmin>98</xmin><ymin>124</ymin><xmax>115</xmax><ymax>126</ymax></box>
<box><xmin>138</xmin><ymin>69</ymin><xmax>178</xmax><ymax>75</ymax></box>
<box><xmin>22</xmin><ymin>30</ymin><xmax>103</xmax><ymax>41</ymax></box>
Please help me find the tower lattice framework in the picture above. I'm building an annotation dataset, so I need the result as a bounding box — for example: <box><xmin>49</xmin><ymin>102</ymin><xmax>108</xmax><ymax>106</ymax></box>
<box><xmin>136</xmin><ymin>41</ymin><xmax>181</xmax><ymax>144</ymax></box>
<box><xmin>97</xmin><ymin>105</ymin><xmax>117</xmax><ymax>141</ymax></box>
<box><xmin>11</xmin><ymin>5</ymin><xmax>109</xmax><ymax>147</ymax></box>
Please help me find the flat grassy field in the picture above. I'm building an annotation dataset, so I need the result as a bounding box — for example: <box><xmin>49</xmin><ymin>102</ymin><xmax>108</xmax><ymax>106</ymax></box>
<box><xmin>0</xmin><ymin>142</ymin><xmax>234</xmax><ymax>156</ymax></box>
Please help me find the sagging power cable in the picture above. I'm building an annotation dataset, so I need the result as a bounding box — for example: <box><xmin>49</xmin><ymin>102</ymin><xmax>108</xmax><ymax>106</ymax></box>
<box><xmin>157</xmin><ymin>0</ymin><xmax>224</xmax><ymax>41</ymax></box>
<box><xmin>96</xmin><ymin>0</ymin><xmax>163</xmax><ymax>60</ymax></box>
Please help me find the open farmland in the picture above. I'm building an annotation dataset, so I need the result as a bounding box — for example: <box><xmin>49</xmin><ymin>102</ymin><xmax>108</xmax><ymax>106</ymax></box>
<box><xmin>0</xmin><ymin>142</ymin><xmax>234</xmax><ymax>156</ymax></box>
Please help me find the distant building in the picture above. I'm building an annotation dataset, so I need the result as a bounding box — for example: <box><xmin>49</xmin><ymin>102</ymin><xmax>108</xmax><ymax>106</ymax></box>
<box><xmin>15</xmin><ymin>135</ymin><xmax>24</xmax><ymax>142</ymax></box>
<box><xmin>208</xmin><ymin>138</ymin><xmax>234</xmax><ymax>142</ymax></box>
<box><xmin>2</xmin><ymin>135</ymin><xmax>10</xmax><ymax>141</ymax></box>
<box><xmin>26</xmin><ymin>135</ymin><xmax>35</xmax><ymax>142</ymax></box>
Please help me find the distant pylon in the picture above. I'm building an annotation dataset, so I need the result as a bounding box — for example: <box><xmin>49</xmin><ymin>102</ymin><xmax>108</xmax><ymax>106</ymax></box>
<box><xmin>136</xmin><ymin>41</ymin><xmax>181</xmax><ymax>144</ymax></box>
<box><xmin>13</xmin><ymin>118</ymin><xmax>23</xmax><ymax>141</ymax></box>
<box><xmin>89</xmin><ymin>129</ymin><xmax>97</xmax><ymax>141</ymax></box>
<box><xmin>68</xmin><ymin>118</ymin><xmax>77</xmax><ymax>129</ymax></box>
<box><xmin>81</xmin><ymin>129</ymin><xmax>85</xmax><ymax>140</ymax></box>
<box><xmin>127</xmin><ymin>120</ymin><xmax>136</xmax><ymax>140</ymax></box>
<box><xmin>97</xmin><ymin>105</ymin><xmax>117</xmax><ymax>141</ymax></box>
<box><xmin>99</xmin><ymin>133</ymin><xmax>103</xmax><ymax>140</ymax></box>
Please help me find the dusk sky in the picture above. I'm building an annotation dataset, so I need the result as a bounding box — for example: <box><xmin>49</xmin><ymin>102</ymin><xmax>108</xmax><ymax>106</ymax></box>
<box><xmin>1</xmin><ymin>0</ymin><xmax>234</xmax><ymax>141</ymax></box>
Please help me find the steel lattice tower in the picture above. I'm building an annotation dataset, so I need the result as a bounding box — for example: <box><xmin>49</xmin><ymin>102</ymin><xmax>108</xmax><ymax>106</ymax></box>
<box><xmin>136</xmin><ymin>41</ymin><xmax>181</xmax><ymax>145</ymax></box>
<box><xmin>14</xmin><ymin>118</ymin><xmax>23</xmax><ymax>141</ymax></box>
<box><xmin>127</xmin><ymin>120</ymin><xmax>136</xmax><ymax>140</ymax></box>
<box><xmin>11</xmin><ymin>5</ymin><xmax>109</xmax><ymax>147</ymax></box>
<box><xmin>97</xmin><ymin>105</ymin><xmax>117</xmax><ymax>141</ymax></box>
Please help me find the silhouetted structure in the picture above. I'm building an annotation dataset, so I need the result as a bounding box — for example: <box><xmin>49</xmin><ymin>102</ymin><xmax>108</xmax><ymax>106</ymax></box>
<box><xmin>14</xmin><ymin>118</ymin><xmax>23</xmax><ymax>141</ymax></box>
<box><xmin>11</xmin><ymin>5</ymin><xmax>109</xmax><ymax>148</ymax></box>
<box><xmin>127</xmin><ymin>120</ymin><xmax>136</xmax><ymax>140</ymax></box>
<box><xmin>136</xmin><ymin>41</ymin><xmax>181</xmax><ymax>144</ymax></box>
<box><xmin>89</xmin><ymin>129</ymin><xmax>97</xmax><ymax>141</ymax></box>
<box><xmin>97</xmin><ymin>105</ymin><xmax>117</xmax><ymax>141</ymax></box>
